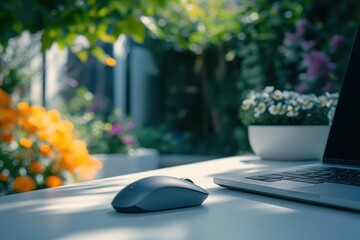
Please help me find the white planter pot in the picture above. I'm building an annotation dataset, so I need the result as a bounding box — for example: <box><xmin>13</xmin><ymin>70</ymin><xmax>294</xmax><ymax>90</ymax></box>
<box><xmin>92</xmin><ymin>148</ymin><xmax>159</xmax><ymax>179</ymax></box>
<box><xmin>248</xmin><ymin>125</ymin><xmax>330</xmax><ymax>160</ymax></box>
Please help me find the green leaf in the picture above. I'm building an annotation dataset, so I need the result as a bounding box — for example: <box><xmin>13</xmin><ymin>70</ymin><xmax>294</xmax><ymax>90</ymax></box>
<box><xmin>130</xmin><ymin>21</ymin><xmax>145</xmax><ymax>43</ymax></box>
<box><xmin>97</xmin><ymin>24</ymin><xmax>116</xmax><ymax>43</ymax></box>
<box><xmin>91</xmin><ymin>46</ymin><xmax>106</xmax><ymax>63</ymax></box>
<box><xmin>140</xmin><ymin>16</ymin><xmax>164</xmax><ymax>38</ymax></box>
<box><xmin>41</xmin><ymin>30</ymin><xmax>54</xmax><ymax>52</ymax></box>
<box><xmin>98</xmin><ymin>7</ymin><xmax>109</xmax><ymax>17</ymax></box>
<box><xmin>76</xmin><ymin>50</ymin><xmax>88</xmax><ymax>62</ymax></box>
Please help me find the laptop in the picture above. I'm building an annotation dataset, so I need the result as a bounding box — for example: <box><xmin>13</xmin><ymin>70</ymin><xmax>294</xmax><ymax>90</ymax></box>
<box><xmin>214</xmin><ymin>24</ymin><xmax>360</xmax><ymax>212</ymax></box>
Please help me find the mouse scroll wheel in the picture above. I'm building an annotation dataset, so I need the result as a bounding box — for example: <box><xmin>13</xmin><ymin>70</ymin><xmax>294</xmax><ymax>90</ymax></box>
<box><xmin>180</xmin><ymin>178</ymin><xmax>194</xmax><ymax>184</ymax></box>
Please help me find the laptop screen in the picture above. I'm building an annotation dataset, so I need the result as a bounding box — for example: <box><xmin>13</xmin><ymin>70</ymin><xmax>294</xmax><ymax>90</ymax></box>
<box><xmin>324</xmin><ymin>24</ymin><xmax>360</xmax><ymax>166</ymax></box>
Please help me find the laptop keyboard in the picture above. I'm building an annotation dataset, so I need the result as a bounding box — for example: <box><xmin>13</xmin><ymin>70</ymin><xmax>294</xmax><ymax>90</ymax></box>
<box><xmin>245</xmin><ymin>166</ymin><xmax>360</xmax><ymax>186</ymax></box>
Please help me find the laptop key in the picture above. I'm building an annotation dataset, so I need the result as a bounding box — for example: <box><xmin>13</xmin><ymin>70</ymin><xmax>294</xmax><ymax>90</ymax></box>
<box><xmin>271</xmin><ymin>174</ymin><xmax>294</xmax><ymax>180</ymax></box>
<box><xmin>277</xmin><ymin>172</ymin><xmax>314</xmax><ymax>179</ymax></box>
<box><xmin>324</xmin><ymin>179</ymin><xmax>351</xmax><ymax>185</ymax></box>
<box><xmin>288</xmin><ymin>178</ymin><xmax>323</xmax><ymax>184</ymax></box>
<box><xmin>262</xmin><ymin>179</ymin><xmax>281</xmax><ymax>182</ymax></box>
<box><xmin>246</xmin><ymin>175</ymin><xmax>283</xmax><ymax>182</ymax></box>
<box><xmin>308</xmin><ymin>167</ymin><xmax>334</xmax><ymax>171</ymax></box>
<box><xmin>245</xmin><ymin>176</ymin><xmax>270</xmax><ymax>181</ymax></box>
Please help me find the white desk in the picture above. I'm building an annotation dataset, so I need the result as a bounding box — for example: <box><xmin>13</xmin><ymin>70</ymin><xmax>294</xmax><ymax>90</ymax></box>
<box><xmin>1</xmin><ymin>156</ymin><xmax>359</xmax><ymax>240</ymax></box>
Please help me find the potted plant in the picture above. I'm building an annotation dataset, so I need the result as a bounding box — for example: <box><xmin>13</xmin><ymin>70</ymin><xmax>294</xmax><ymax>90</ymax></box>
<box><xmin>239</xmin><ymin>86</ymin><xmax>338</xmax><ymax>160</ymax></box>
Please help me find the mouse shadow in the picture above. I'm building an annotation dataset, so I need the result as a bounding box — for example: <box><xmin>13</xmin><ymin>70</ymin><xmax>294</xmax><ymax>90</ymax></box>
<box><xmin>105</xmin><ymin>205</ymin><xmax>209</xmax><ymax>223</ymax></box>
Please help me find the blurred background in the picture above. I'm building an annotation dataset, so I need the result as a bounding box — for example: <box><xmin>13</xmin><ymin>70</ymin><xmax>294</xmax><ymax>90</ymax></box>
<box><xmin>1</xmin><ymin>0</ymin><xmax>359</xmax><ymax>162</ymax></box>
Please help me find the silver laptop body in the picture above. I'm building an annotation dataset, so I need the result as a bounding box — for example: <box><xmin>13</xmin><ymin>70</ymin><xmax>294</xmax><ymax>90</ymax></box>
<box><xmin>214</xmin><ymin>24</ymin><xmax>360</xmax><ymax>212</ymax></box>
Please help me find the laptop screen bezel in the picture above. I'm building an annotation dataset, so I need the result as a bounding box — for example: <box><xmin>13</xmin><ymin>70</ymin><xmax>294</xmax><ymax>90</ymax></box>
<box><xmin>323</xmin><ymin>23</ymin><xmax>360</xmax><ymax>167</ymax></box>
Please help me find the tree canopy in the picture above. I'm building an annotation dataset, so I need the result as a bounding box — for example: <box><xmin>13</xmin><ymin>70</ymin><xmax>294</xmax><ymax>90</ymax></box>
<box><xmin>0</xmin><ymin>0</ymin><xmax>168</xmax><ymax>61</ymax></box>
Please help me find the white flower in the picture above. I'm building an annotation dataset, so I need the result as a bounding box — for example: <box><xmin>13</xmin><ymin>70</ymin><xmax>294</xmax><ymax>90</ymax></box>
<box><xmin>254</xmin><ymin>102</ymin><xmax>266</xmax><ymax>118</ymax></box>
<box><xmin>296</xmin><ymin>97</ymin><xmax>304</xmax><ymax>105</ymax></box>
<box><xmin>269</xmin><ymin>105</ymin><xmax>278</xmax><ymax>115</ymax></box>
<box><xmin>277</xmin><ymin>103</ymin><xmax>287</xmax><ymax>115</ymax></box>
<box><xmin>288</xmin><ymin>99</ymin><xmax>297</xmax><ymax>106</ymax></box>
<box><xmin>241</xmin><ymin>87</ymin><xmax>339</xmax><ymax>125</ymax></box>
<box><xmin>273</xmin><ymin>90</ymin><xmax>283</xmax><ymax>100</ymax></box>
<box><xmin>319</xmin><ymin>96</ymin><xmax>327</xmax><ymax>106</ymax></box>
<box><xmin>290</xmin><ymin>91</ymin><xmax>300</xmax><ymax>98</ymax></box>
<box><xmin>326</xmin><ymin>99</ymin><xmax>334</xmax><ymax>107</ymax></box>
<box><xmin>302</xmin><ymin>100</ymin><xmax>313</xmax><ymax>110</ymax></box>
<box><xmin>331</xmin><ymin>93</ymin><xmax>339</xmax><ymax>98</ymax></box>
<box><xmin>247</xmin><ymin>91</ymin><xmax>256</xmax><ymax>101</ymax></box>
<box><xmin>241</xmin><ymin>99</ymin><xmax>252</xmax><ymax>110</ymax></box>
<box><xmin>264</xmin><ymin>86</ymin><xmax>275</xmax><ymax>93</ymax></box>
<box><xmin>309</xmin><ymin>94</ymin><xmax>317</xmax><ymax>101</ymax></box>
<box><xmin>286</xmin><ymin>105</ymin><xmax>299</xmax><ymax>117</ymax></box>
<box><xmin>262</xmin><ymin>92</ymin><xmax>270</xmax><ymax>99</ymax></box>
<box><xmin>332</xmin><ymin>98</ymin><xmax>338</xmax><ymax>106</ymax></box>
<box><xmin>282</xmin><ymin>90</ymin><xmax>290</xmax><ymax>99</ymax></box>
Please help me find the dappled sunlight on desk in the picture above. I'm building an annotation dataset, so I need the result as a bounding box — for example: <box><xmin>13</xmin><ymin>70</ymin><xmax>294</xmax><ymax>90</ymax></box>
<box><xmin>0</xmin><ymin>190</ymin><xmax>113</xmax><ymax>215</ymax></box>
<box><xmin>28</xmin><ymin>193</ymin><xmax>111</xmax><ymax>214</ymax></box>
<box><xmin>206</xmin><ymin>188</ymin><xmax>298</xmax><ymax>215</ymax></box>
<box><xmin>61</xmin><ymin>223</ymin><xmax>188</xmax><ymax>240</ymax></box>
<box><xmin>0</xmin><ymin>179</ymin><xmax>127</xmax><ymax>215</ymax></box>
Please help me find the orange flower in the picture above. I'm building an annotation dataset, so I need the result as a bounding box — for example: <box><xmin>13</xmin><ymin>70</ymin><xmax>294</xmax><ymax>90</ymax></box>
<box><xmin>0</xmin><ymin>109</ymin><xmax>18</xmax><ymax>125</ymax></box>
<box><xmin>0</xmin><ymin>89</ymin><xmax>11</xmax><ymax>108</ymax></box>
<box><xmin>29</xmin><ymin>161</ymin><xmax>44</xmax><ymax>174</ymax></box>
<box><xmin>19</xmin><ymin>138</ymin><xmax>33</xmax><ymax>148</ymax></box>
<box><xmin>39</xmin><ymin>144</ymin><xmax>51</xmax><ymax>156</ymax></box>
<box><xmin>17</xmin><ymin>102</ymin><xmax>30</xmax><ymax>112</ymax></box>
<box><xmin>0</xmin><ymin>132</ymin><xmax>13</xmax><ymax>143</ymax></box>
<box><xmin>45</xmin><ymin>176</ymin><xmax>62</xmax><ymax>188</ymax></box>
<box><xmin>90</xmin><ymin>156</ymin><xmax>103</xmax><ymax>170</ymax></box>
<box><xmin>37</xmin><ymin>131</ymin><xmax>49</xmax><ymax>141</ymax></box>
<box><xmin>26</xmin><ymin>116</ymin><xmax>40</xmax><ymax>133</ymax></box>
<box><xmin>105</xmin><ymin>57</ymin><xmax>116</xmax><ymax>67</ymax></box>
<box><xmin>0</xmin><ymin>173</ymin><xmax>9</xmax><ymax>182</ymax></box>
<box><xmin>47</xmin><ymin>109</ymin><xmax>61</xmax><ymax>122</ymax></box>
<box><xmin>13</xmin><ymin>176</ymin><xmax>37</xmax><ymax>192</ymax></box>
<box><xmin>0</xmin><ymin>98</ymin><xmax>102</xmax><ymax>190</ymax></box>
<box><xmin>31</xmin><ymin>106</ymin><xmax>46</xmax><ymax>115</ymax></box>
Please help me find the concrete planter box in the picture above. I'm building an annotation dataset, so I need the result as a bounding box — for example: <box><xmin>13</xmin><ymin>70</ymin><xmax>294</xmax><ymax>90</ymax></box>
<box><xmin>92</xmin><ymin>148</ymin><xmax>159</xmax><ymax>179</ymax></box>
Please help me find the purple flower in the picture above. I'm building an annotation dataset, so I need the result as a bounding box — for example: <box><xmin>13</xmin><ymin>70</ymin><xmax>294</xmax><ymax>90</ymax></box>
<box><xmin>295</xmin><ymin>82</ymin><xmax>309</xmax><ymax>94</ymax></box>
<box><xmin>285</xmin><ymin>32</ymin><xmax>300</xmax><ymax>44</ymax></box>
<box><xmin>303</xmin><ymin>51</ymin><xmax>336</xmax><ymax>80</ymax></box>
<box><xmin>295</xmin><ymin>20</ymin><xmax>308</xmax><ymax>38</ymax></box>
<box><xmin>126</xmin><ymin>121</ymin><xmax>135</xmax><ymax>130</ymax></box>
<box><xmin>330</xmin><ymin>35</ymin><xmax>345</xmax><ymax>49</ymax></box>
<box><xmin>110</xmin><ymin>123</ymin><xmax>122</xmax><ymax>136</ymax></box>
<box><xmin>121</xmin><ymin>135</ymin><xmax>134</xmax><ymax>145</ymax></box>
<box><xmin>86</xmin><ymin>103</ymin><xmax>96</xmax><ymax>113</ymax></box>
<box><xmin>301</xmin><ymin>41</ymin><xmax>316</xmax><ymax>51</ymax></box>
<box><xmin>68</xmin><ymin>78</ymin><xmax>78</xmax><ymax>88</ymax></box>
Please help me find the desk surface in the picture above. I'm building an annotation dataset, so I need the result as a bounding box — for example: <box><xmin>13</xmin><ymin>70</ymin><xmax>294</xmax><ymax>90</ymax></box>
<box><xmin>1</xmin><ymin>156</ymin><xmax>359</xmax><ymax>240</ymax></box>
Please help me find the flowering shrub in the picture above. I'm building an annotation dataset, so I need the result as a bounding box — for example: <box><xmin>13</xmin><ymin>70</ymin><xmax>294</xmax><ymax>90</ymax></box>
<box><xmin>239</xmin><ymin>86</ymin><xmax>338</xmax><ymax>126</ymax></box>
<box><xmin>56</xmin><ymin>86</ymin><xmax>139</xmax><ymax>154</ymax></box>
<box><xmin>0</xmin><ymin>89</ymin><xmax>102</xmax><ymax>195</ymax></box>
<box><xmin>105</xmin><ymin>109</ymin><xmax>139</xmax><ymax>153</ymax></box>
<box><xmin>279</xmin><ymin>20</ymin><xmax>345</xmax><ymax>93</ymax></box>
